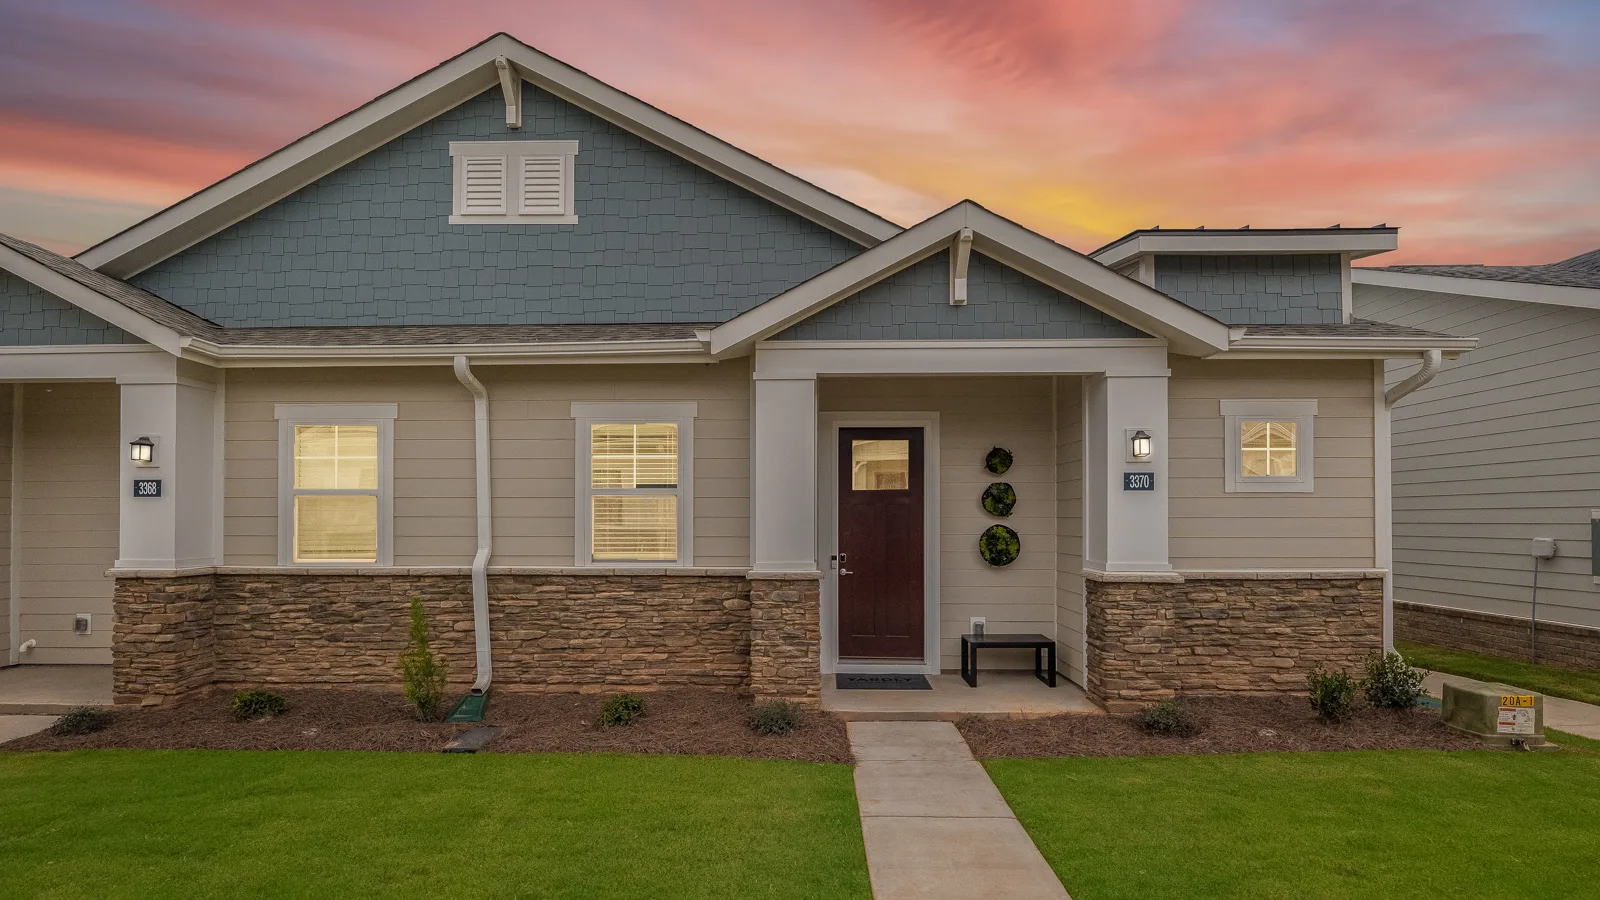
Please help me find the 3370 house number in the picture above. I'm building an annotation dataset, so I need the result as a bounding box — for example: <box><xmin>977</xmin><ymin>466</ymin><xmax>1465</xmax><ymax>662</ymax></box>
<box><xmin>132</xmin><ymin>479</ymin><xmax>162</xmax><ymax>498</ymax></box>
<box><xmin>1123</xmin><ymin>472</ymin><xmax>1155</xmax><ymax>491</ymax></box>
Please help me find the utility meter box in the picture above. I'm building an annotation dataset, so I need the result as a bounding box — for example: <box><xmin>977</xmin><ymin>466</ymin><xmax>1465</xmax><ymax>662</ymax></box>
<box><xmin>1441</xmin><ymin>682</ymin><xmax>1545</xmax><ymax>747</ymax></box>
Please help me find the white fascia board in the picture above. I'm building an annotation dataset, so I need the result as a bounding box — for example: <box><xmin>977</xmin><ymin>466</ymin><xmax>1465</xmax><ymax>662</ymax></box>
<box><xmin>79</xmin><ymin>34</ymin><xmax>899</xmax><ymax>278</ymax></box>
<box><xmin>0</xmin><ymin>346</ymin><xmax>177</xmax><ymax>381</ymax></box>
<box><xmin>752</xmin><ymin>340</ymin><xmax>1171</xmax><ymax>380</ymax></box>
<box><xmin>1092</xmin><ymin>231</ymin><xmax>1399</xmax><ymax>268</ymax></box>
<box><xmin>1221</xmin><ymin>334</ymin><xmax>1477</xmax><ymax>359</ymax></box>
<box><xmin>180</xmin><ymin>337</ymin><xmax>713</xmax><ymax>368</ymax></box>
<box><xmin>712</xmin><ymin>202</ymin><xmax>1232</xmax><ymax>359</ymax></box>
<box><xmin>0</xmin><ymin>243</ymin><xmax>186</xmax><ymax>354</ymax></box>
<box><xmin>1351</xmin><ymin>268</ymin><xmax>1600</xmax><ymax>311</ymax></box>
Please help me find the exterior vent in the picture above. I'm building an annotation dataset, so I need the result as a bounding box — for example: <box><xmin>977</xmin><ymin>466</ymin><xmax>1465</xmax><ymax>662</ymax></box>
<box><xmin>460</xmin><ymin>156</ymin><xmax>508</xmax><ymax>215</ymax></box>
<box><xmin>520</xmin><ymin>156</ymin><xmax>567</xmax><ymax>216</ymax></box>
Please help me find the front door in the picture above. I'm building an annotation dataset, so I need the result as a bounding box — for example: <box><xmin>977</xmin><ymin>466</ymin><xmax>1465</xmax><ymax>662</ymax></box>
<box><xmin>837</xmin><ymin>427</ymin><xmax>925</xmax><ymax>660</ymax></box>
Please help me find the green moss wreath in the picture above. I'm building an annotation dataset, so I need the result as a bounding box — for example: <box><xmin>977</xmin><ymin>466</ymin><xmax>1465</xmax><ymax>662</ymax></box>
<box><xmin>979</xmin><ymin>524</ymin><xmax>1021</xmax><ymax>567</ymax></box>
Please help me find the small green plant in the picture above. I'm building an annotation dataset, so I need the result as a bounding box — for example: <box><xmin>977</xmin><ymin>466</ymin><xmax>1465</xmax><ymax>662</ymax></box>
<box><xmin>599</xmin><ymin>693</ymin><xmax>645</xmax><ymax>727</ymax></box>
<box><xmin>399</xmin><ymin>596</ymin><xmax>448</xmax><ymax>721</ymax></box>
<box><xmin>1134</xmin><ymin>698</ymin><xmax>1200</xmax><ymax>737</ymax></box>
<box><xmin>748</xmin><ymin>700</ymin><xmax>803</xmax><ymax>736</ymax></box>
<box><xmin>1307</xmin><ymin>666</ymin><xmax>1359</xmax><ymax>723</ymax></box>
<box><xmin>51</xmin><ymin>707</ymin><xmax>114</xmax><ymax>736</ymax></box>
<box><xmin>1362</xmin><ymin>650</ymin><xmax>1427</xmax><ymax>709</ymax></box>
<box><xmin>230</xmin><ymin>689</ymin><xmax>287</xmax><ymax>721</ymax></box>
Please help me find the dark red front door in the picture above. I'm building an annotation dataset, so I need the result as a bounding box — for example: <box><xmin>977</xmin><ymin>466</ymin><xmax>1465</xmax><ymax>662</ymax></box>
<box><xmin>837</xmin><ymin>427</ymin><xmax>924</xmax><ymax>660</ymax></box>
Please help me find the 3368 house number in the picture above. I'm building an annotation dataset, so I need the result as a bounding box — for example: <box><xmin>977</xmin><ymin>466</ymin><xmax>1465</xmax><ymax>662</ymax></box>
<box><xmin>132</xmin><ymin>479</ymin><xmax>162</xmax><ymax>498</ymax></box>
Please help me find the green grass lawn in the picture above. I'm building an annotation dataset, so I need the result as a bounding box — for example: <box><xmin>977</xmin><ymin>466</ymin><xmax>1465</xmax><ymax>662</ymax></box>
<box><xmin>1397</xmin><ymin>639</ymin><xmax>1600</xmax><ymax>706</ymax></box>
<box><xmin>987</xmin><ymin>748</ymin><xmax>1600</xmax><ymax>900</ymax></box>
<box><xmin>0</xmin><ymin>751</ymin><xmax>870</xmax><ymax>900</ymax></box>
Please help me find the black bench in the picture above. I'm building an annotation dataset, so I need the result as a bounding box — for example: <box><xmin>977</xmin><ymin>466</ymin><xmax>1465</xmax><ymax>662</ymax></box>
<box><xmin>960</xmin><ymin>632</ymin><xmax>1057</xmax><ymax>688</ymax></box>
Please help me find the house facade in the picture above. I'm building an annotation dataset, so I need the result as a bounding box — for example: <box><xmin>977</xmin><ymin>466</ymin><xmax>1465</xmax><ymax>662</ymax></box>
<box><xmin>1354</xmin><ymin>253</ymin><xmax>1600</xmax><ymax>668</ymax></box>
<box><xmin>0</xmin><ymin>35</ymin><xmax>1472</xmax><ymax>711</ymax></box>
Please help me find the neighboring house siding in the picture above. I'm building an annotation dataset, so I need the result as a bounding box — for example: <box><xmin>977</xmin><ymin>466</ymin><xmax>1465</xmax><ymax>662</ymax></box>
<box><xmin>1355</xmin><ymin>284</ymin><xmax>1600</xmax><ymax>629</ymax></box>
<box><xmin>774</xmin><ymin>251</ymin><xmax>1147</xmax><ymax>340</ymax></box>
<box><xmin>224</xmin><ymin>362</ymin><xmax>750</xmax><ymax>567</ymax></box>
<box><xmin>0</xmin><ymin>388</ymin><xmax>10</xmax><ymax>660</ymax></box>
<box><xmin>133</xmin><ymin>87</ymin><xmax>863</xmax><ymax>327</ymax></box>
<box><xmin>819</xmin><ymin>376</ymin><xmax>1057</xmax><ymax>671</ymax></box>
<box><xmin>1168</xmin><ymin>357</ymin><xmax>1376</xmax><ymax>569</ymax></box>
<box><xmin>1054</xmin><ymin>375</ymin><xmax>1086</xmax><ymax>685</ymax></box>
<box><xmin>15</xmin><ymin>382</ymin><xmax>119</xmax><ymax>665</ymax></box>
<box><xmin>0</xmin><ymin>270</ymin><xmax>142</xmax><ymax>345</ymax></box>
<box><xmin>1155</xmin><ymin>254</ymin><xmax>1342</xmax><ymax>325</ymax></box>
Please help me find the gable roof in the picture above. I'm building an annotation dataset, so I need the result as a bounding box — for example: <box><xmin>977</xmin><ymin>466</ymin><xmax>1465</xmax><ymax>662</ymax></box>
<box><xmin>710</xmin><ymin>201</ymin><xmax>1235</xmax><ymax>358</ymax></box>
<box><xmin>77</xmin><ymin>33</ymin><xmax>901</xmax><ymax>278</ymax></box>
<box><xmin>1373</xmin><ymin>248</ymin><xmax>1600</xmax><ymax>290</ymax></box>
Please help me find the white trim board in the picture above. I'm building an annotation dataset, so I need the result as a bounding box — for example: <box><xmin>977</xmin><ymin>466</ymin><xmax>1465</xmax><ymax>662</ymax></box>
<box><xmin>77</xmin><ymin>33</ymin><xmax>899</xmax><ymax>277</ymax></box>
<box><xmin>1090</xmin><ymin>229</ymin><xmax>1398</xmax><ymax>268</ymax></box>
<box><xmin>1352</xmin><ymin>268</ymin><xmax>1600</xmax><ymax>311</ymax></box>
<box><xmin>818</xmin><ymin>412</ymin><xmax>941</xmax><ymax>676</ymax></box>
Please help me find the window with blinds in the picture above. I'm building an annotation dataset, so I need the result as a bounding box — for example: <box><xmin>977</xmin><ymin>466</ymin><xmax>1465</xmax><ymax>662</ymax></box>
<box><xmin>589</xmin><ymin>423</ymin><xmax>679</xmax><ymax>561</ymax></box>
<box><xmin>292</xmin><ymin>424</ymin><xmax>380</xmax><ymax>562</ymax></box>
<box><xmin>449</xmin><ymin>140</ymin><xmax>577</xmax><ymax>223</ymax></box>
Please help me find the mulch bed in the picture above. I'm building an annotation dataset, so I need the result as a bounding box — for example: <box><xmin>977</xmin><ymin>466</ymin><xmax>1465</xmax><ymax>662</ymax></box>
<box><xmin>1</xmin><ymin>688</ymin><xmax>852</xmax><ymax>763</ymax></box>
<box><xmin>959</xmin><ymin>695</ymin><xmax>1488</xmax><ymax>759</ymax></box>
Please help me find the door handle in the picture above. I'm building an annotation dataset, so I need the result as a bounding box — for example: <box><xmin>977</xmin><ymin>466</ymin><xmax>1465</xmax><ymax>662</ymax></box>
<box><xmin>839</xmin><ymin>568</ymin><xmax>854</xmax><ymax>576</ymax></box>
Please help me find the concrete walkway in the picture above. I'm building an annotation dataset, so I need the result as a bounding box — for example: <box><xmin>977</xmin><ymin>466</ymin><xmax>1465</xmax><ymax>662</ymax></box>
<box><xmin>849</xmin><ymin>721</ymin><xmax>1070</xmax><ymax>900</ymax></box>
<box><xmin>0</xmin><ymin>665</ymin><xmax>112</xmax><ymax>714</ymax></box>
<box><xmin>1425</xmin><ymin>671</ymin><xmax>1600</xmax><ymax>740</ymax></box>
<box><xmin>0</xmin><ymin>715</ymin><xmax>57</xmax><ymax>744</ymax></box>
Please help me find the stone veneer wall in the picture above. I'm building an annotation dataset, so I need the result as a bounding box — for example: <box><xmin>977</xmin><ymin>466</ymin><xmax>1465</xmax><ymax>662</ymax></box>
<box><xmin>1396</xmin><ymin>600</ymin><xmax>1600</xmax><ymax>671</ymax></box>
<box><xmin>112</xmin><ymin>570</ymin><xmax>766</xmax><ymax>706</ymax></box>
<box><xmin>1085</xmin><ymin>573</ymin><xmax>1384</xmax><ymax>712</ymax></box>
<box><xmin>748</xmin><ymin>575</ymin><xmax>822</xmax><ymax>704</ymax></box>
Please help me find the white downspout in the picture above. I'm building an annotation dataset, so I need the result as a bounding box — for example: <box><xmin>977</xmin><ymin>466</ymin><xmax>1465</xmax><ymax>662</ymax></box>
<box><xmin>453</xmin><ymin>356</ymin><xmax>493</xmax><ymax>695</ymax></box>
<box><xmin>1384</xmin><ymin>349</ymin><xmax>1442</xmax><ymax>408</ymax></box>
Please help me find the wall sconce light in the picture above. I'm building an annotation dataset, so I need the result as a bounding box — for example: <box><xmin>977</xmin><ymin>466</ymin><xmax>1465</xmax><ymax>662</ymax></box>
<box><xmin>1130</xmin><ymin>430</ymin><xmax>1153</xmax><ymax>460</ymax></box>
<box><xmin>129</xmin><ymin>435</ymin><xmax>155</xmax><ymax>465</ymax></box>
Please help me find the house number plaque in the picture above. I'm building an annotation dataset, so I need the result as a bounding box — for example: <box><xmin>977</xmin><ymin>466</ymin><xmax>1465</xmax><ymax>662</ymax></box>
<box><xmin>132</xmin><ymin>479</ymin><xmax>162</xmax><ymax>498</ymax></box>
<box><xmin>1122</xmin><ymin>472</ymin><xmax>1154</xmax><ymax>491</ymax></box>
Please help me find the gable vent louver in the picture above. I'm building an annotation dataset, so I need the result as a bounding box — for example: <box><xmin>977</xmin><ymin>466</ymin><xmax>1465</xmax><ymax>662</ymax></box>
<box><xmin>461</xmin><ymin>156</ymin><xmax>508</xmax><ymax>214</ymax></box>
<box><xmin>520</xmin><ymin>156</ymin><xmax>566</xmax><ymax>216</ymax></box>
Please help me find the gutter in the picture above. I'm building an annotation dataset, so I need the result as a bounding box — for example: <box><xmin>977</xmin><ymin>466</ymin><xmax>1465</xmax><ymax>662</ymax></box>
<box><xmin>453</xmin><ymin>355</ymin><xmax>493</xmax><ymax>695</ymax></box>
<box><xmin>179</xmin><ymin>337</ymin><xmax>712</xmax><ymax>366</ymax></box>
<box><xmin>1384</xmin><ymin>348</ymin><xmax>1442</xmax><ymax>408</ymax></box>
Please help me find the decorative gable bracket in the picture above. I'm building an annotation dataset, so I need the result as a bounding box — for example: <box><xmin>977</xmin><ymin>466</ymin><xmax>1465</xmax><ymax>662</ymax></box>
<box><xmin>950</xmin><ymin>227</ymin><xmax>973</xmax><ymax>305</ymax></box>
<box><xmin>495</xmin><ymin>56</ymin><xmax>522</xmax><ymax>129</ymax></box>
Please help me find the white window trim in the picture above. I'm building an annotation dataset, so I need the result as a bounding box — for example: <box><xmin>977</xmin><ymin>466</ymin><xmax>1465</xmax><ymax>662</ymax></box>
<box><xmin>1221</xmin><ymin>399</ymin><xmax>1317</xmax><ymax>494</ymax></box>
<box><xmin>572</xmin><ymin>402</ymin><xmax>697</xmax><ymax>567</ymax></box>
<box><xmin>275</xmin><ymin>403</ymin><xmax>397</xmax><ymax>566</ymax></box>
<box><xmin>449</xmin><ymin>140</ymin><xmax>578</xmax><ymax>225</ymax></box>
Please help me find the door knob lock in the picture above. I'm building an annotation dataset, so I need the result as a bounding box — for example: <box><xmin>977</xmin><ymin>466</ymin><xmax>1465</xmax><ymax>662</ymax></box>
<box><xmin>839</xmin><ymin>568</ymin><xmax>854</xmax><ymax>576</ymax></box>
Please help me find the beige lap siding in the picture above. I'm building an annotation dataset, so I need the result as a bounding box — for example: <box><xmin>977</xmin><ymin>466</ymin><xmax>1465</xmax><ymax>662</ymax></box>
<box><xmin>16</xmin><ymin>382</ymin><xmax>119</xmax><ymax>664</ymax></box>
<box><xmin>224</xmin><ymin>362</ymin><xmax>749</xmax><ymax>567</ymax></box>
<box><xmin>1053</xmin><ymin>376</ymin><xmax>1086</xmax><ymax>685</ymax></box>
<box><xmin>1168</xmin><ymin>358</ymin><xmax>1376</xmax><ymax>570</ymax></box>
<box><xmin>818</xmin><ymin>376</ymin><xmax>1057</xmax><ymax>671</ymax></box>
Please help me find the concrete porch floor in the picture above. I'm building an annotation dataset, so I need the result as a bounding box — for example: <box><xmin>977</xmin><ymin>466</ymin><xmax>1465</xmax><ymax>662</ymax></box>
<box><xmin>0</xmin><ymin>665</ymin><xmax>113</xmax><ymax>714</ymax></box>
<box><xmin>823</xmin><ymin>672</ymin><xmax>1100</xmax><ymax>720</ymax></box>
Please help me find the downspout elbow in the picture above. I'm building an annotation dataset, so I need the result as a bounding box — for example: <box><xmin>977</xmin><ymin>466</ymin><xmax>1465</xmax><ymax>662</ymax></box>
<box><xmin>1384</xmin><ymin>349</ymin><xmax>1442</xmax><ymax>408</ymax></box>
<box><xmin>453</xmin><ymin>356</ymin><xmax>493</xmax><ymax>695</ymax></box>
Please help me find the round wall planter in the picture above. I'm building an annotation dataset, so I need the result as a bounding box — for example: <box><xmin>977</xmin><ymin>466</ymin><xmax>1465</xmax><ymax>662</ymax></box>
<box><xmin>985</xmin><ymin>447</ymin><xmax>1013</xmax><ymax>475</ymax></box>
<box><xmin>979</xmin><ymin>524</ymin><xmax>1021</xmax><ymax>567</ymax></box>
<box><xmin>981</xmin><ymin>483</ymin><xmax>1016</xmax><ymax>517</ymax></box>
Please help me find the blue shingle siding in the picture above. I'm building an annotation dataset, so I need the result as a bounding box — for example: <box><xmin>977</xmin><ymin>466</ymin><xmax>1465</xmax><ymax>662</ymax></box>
<box><xmin>132</xmin><ymin>87</ymin><xmax>864</xmax><ymax>327</ymax></box>
<box><xmin>773</xmin><ymin>251</ymin><xmax>1147</xmax><ymax>340</ymax></box>
<box><xmin>0</xmin><ymin>270</ymin><xmax>142</xmax><ymax>345</ymax></box>
<box><xmin>1154</xmin><ymin>254</ymin><xmax>1343</xmax><ymax>325</ymax></box>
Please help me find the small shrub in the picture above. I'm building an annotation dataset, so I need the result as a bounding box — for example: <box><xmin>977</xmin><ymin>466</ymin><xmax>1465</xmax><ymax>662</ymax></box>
<box><xmin>1135</xmin><ymin>698</ymin><xmax>1200</xmax><ymax>737</ymax></box>
<box><xmin>1362</xmin><ymin>650</ymin><xmax>1427</xmax><ymax>709</ymax></box>
<box><xmin>51</xmin><ymin>707</ymin><xmax>114</xmax><ymax>736</ymax></box>
<box><xmin>230</xmin><ymin>689</ymin><xmax>287</xmax><ymax>721</ymax></box>
<box><xmin>748</xmin><ymin>700</ymin><xmax>803</xmax><ymax>736</ymax></box>
<box><xmin>399</xmin><ymin>596</ymin><xmax>448</xmax><ymax>721</ymax></box>
<box><xmin>599</xmin><ymin>693</ymin><xmax>645</xmax><ymax>727</ymax></box>
<box><xmin>1307</xmin><ymin>666</ymin><xmax>1359</xmax><ymax>723</ymax></box>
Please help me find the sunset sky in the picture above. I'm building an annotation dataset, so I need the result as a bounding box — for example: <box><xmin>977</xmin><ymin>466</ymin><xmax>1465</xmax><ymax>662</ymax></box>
<box><xmin>2</xmin><ymin>0</ymin><xmax>1596</xmax><ymax>265</ymax></box>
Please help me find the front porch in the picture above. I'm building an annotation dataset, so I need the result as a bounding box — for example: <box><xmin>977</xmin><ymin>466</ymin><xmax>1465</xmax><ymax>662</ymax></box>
<box><xmin>823</xmin><ymin>672</ymin><xmax>1097</xmax><ymax>721</ymax></box>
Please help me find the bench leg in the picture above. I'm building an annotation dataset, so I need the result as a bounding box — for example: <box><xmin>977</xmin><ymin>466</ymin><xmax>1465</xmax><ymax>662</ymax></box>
<box><xmin>963</xmin><ymin>644</ymin><xmax>978</xmax><ymax>688</ymax></box>
<box><xmin>1048</xmin><ymin>643</ymin><xmax>1057</xmax><ymax>687</ymax></box>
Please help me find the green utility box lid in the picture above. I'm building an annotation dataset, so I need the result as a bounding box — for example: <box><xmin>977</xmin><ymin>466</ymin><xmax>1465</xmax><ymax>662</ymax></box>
<box><xmin>1441</xmin><ymin>682</ymin><xmax>1545</xmax><ymax>747</ymax></box>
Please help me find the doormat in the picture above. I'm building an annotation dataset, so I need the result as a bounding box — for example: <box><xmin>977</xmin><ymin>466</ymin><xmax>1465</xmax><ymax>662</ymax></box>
<box><xmin>835</xmin><ymin>674</ymin><xmax>932</xmax><ymax>691</ymax></box>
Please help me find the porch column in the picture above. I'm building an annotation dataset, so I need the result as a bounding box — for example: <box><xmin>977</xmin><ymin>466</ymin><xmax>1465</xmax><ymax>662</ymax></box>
<box><xmin>749</xmin><ymin>375</ymin><xmax>819</xmax><ymax>572</ymax></box>
<box><xmin>1084</xmin><ymin>371</ymin><xmax>1171</xmax><ymax>572</ymax></box>
<box><xmin>116</xmin><ymin>374</ymin><xmax>220</xmax><ymax>570</ymax></box>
